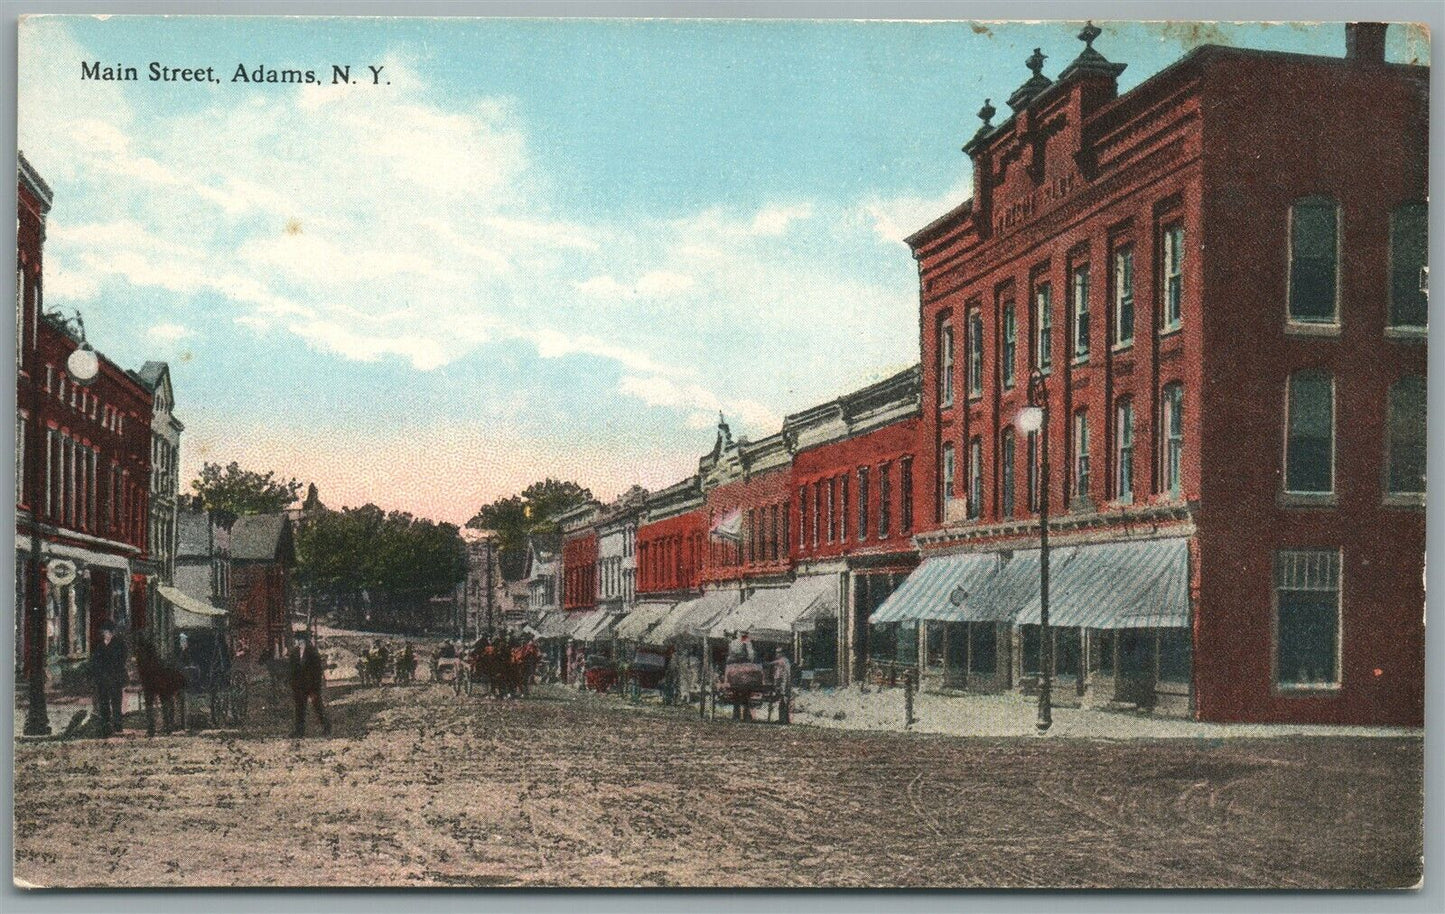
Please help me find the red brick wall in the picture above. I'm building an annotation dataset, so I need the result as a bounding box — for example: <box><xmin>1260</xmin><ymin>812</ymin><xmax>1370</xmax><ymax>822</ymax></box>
<box><xmin>1192</xmin><ymin>52</ymin><xmax>1427</xmax><ymax>725</ymax></box>
<box><xmin>561</xmin><ymin>531</ymin><xmax>598</xmax><ymax>611</ymax></box>
<box><xmin>701</xmin><ymin>467</ymin><xmax>792</xmax><ymax>584</ymax></box>
<box><xmin>792</xmin><ymin>417</ymin><xmax>920</xmax><ymax>562</ymax></box>
<box><xmin>636</xmin><ymin>509</ymin><xmax>706</xmax><ymax>595</ymax></box>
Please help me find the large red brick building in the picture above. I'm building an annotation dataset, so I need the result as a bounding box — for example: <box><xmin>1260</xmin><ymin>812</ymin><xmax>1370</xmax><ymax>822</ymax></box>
<box><xmin>17</xmin><ymin>153</ymin><xmax>156</xmax><ymax>680</ymax></box>
<box><xmin>896</xmin><ymin>23</ymin><xmax>1425</xmax><ymax>724</ymax></box>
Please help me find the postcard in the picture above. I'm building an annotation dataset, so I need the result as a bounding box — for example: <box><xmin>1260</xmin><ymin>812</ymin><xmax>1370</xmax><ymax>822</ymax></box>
<box><xmin>13</xmin><ymin>15</ymin><xmax>1428</xmax><ymax>889</ymax></box>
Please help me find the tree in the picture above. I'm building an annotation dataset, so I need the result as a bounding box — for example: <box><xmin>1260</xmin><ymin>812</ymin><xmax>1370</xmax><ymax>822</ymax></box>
<box><xmin>190</xmin><ymin>461</ymin><xmax>303</xmax><ymax>515</ymax></box>
<box><xmin>467</xmin><ymin>478</ymin><xmax>593</xmax><ymax>566</ymax></box>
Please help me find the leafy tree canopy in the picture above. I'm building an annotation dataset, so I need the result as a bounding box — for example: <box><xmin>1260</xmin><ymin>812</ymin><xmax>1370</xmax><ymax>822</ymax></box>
<box><xmin>295</xmin><ymin>503</ymin><xmax>465</xmax><ymax>602</ymax></box>
<box><xmin>467</xmin><ymin>478</ymin><xmax>593</xmax><ymax>561</ymax></box>
<box><xmin>190</xmin><ymin>461</ymin><xmax>303</xmax><ymax>515</ymax></box>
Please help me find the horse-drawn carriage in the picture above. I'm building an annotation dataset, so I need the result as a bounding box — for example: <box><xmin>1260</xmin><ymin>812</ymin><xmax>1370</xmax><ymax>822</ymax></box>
<box><xmin>705</xmin><ymin>659</ymin><xmax>789</xmax><ymax>722</ymax></box>
<box><xmin>159</xmin><ymin>584</ymin><xmax>248</xmax><ymax>728</ymax></box>
<box><xmin>451</xmin><ymin>640</ymin><xmax>542</xmax><ymax>698</ymax></box>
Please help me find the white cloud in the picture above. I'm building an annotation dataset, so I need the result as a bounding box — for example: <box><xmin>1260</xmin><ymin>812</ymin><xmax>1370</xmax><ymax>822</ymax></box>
<box><xmin>858</xmin><ymin>176</ymin><xmax>974</xmax><ymax>244</ymax></box>
<box><xmin>147</xmin><ymin>322</ymin><xmax>194</xmax><ymax>341</ymax></box>
<box><xmin>749</xmin><ymin>202</ymin><xmax>814</xmax><ymax>236</ymax></box>
<box><xmin>576</xmin><ymin>270</ymin><xmax>694</xmax><ymax>300</ymax></box>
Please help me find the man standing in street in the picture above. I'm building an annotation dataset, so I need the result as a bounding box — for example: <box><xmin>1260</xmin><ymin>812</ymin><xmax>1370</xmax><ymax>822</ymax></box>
<box><xmin>91</xmin><ymin>620</ymin><xmax>128</xmax><ymax>738</ymax></box>
<box><xmin>288</xmin><ymin>631</ymin><xmax>330</xmax><ymax>737</ymax></box>
<box><xmin>770</xmin><ymin>647</ymin><xmax>793</xmax><ymax>725</ymax></box>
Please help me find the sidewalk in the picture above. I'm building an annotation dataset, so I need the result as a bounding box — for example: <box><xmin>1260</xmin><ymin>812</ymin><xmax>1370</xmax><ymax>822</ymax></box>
<box><xmin>786</xmin><ymin>685</ymin><xmax>1422</xmax><ymax>740</ymax></box>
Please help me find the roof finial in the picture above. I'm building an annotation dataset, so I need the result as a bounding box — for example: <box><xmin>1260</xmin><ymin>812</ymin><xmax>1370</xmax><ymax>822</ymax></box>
<box><xmin>977</xmin><ymin>98</ymin><xmax>995</xmax><ymax>129</ymax></box>
<box><xmin>1027</xmin><ymin>47</ymin><xmax>1048</xmax><ymax>77</ymax></box>
<box><xmin>1079</xmin><ymin>20</ymin><xmax>1101</xmax><ymax>52</ymax></box>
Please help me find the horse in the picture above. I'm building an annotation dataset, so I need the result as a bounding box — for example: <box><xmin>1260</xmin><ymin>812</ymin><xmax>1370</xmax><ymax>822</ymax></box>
<box><xmin>133</xmin><ymin>638</ymin><xmax>188</xmax><ymax>736</ymax></box>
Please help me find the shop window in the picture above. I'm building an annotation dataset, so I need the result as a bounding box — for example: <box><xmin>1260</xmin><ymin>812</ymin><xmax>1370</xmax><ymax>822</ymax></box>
<box><xmin>1054</xmin><ymin>627</ymin><xmax>1082</xmax><ymax>679</ymax></box>
<box><xmin>1285</xmin><ymin>370</ymin><xmax>1334</xmax><ymax>495</ymax></box>
<box><xmin>895</xmin><ymin>621</ymin><xmax>918</xmax><ymax>667</ymax></box>
<box><xmin>969</xmin><ymin>623</ymin><xmax>997</xmax><ymax>675</ymax></box>
<box><xmin>1274</xmin><ymin>549</ymin><xmax>1341</xmax><ymax>688</ymax></box>
<box><xmin>925</xmin><ymin>622</ymin><xmax>946</xmax><ymax>670</ymax></box>
<box><xmin>1389</xmin><ymin>202</ymin><xmax>1428</xmax><ymax>331</ymax></box>
<box><xmin>1288</xmin><ymin>199</ymin><xmax>1339</xmax><ymax>324</ymax></box>
<box><xmin>1094</xmin><ymin>630</ymin><xmax>1115</xmax><ymax>675</ymax></box>
<box><xmin>1158</xmin><ymin>629</ymin><xmax>1192</xmax><ymax>683</ymax></box>
<box><xmin>1021</xmin><ymin>624</ymin><xmax>1042</xmax><ymax>676</ymax></box>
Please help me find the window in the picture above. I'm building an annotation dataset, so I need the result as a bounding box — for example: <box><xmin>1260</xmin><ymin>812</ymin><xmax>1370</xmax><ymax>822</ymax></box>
<box><xmin>798</xmin><ymin>487</ymin><xmax>808</xmax><ymax>552</ymax></box>
<box><xmin>840</xmin><ymin>475</ymin><xmax>850</xmax><ymax>543</ymax></box>
<box><xmin>1072</xmin><ymin>265</ymin><xmax>1090</xmax><ymax>359</ymax></box>
<box><xmin>940</xmin><ymin>445</ymin><xmax>955</xmax><ymax>504</ymax></box>
<box><xmin>938</xmin><ymin>319</ymin><xmax>955</xmax><ymax>408</ymax></box>
<box><xmin>747</xmin><ymin>509</ymin><xmax>756</xmax><ymax>561</ymax></box>
<box><xmin>1288</xmin><ymin>199</ymin><xmax>1339</xmax><ymax>324</ymax></box>
<box><xmin>857</xmin><ymin>467</ymin><xmax>870</xmax><ymax>539</ymax></box>
<box><xmin>1026</xmin><ymin>430</ymin><xmax>1039</xmax><ymax>513</ymax></box>
<box><xmin>1002</xmin><ymin>300</ymin><xmax>1017</xmax><ymax>389</ymax></box>
<box><xmin>900</xmin><ymin>457</ymin><xmax>914</xmax><ymax>533</ymax></box>
<box><xmin>812</xmin><ymin>483</ymin><xmax>821</xmax><ymax>548</ymax></box>
<box><xmin>1161</xmin><ymin>382</ymin><xmax>1184</xmax><ymax>496</ymax></box>
<box><xmin>879</xmin><ymin>463</ymin><xmax>892</xmax><ymax>538</ymax></box>
<box><xmin>827</xmin><ymin>478</ymin><xmax>837</xmax><ymax>543</ymax></box>
<box><xmin>1000</xmin><ymin>428</ymin><xmax>1016</xmax><ymax>517</ymax></box>
<box><xmin>782</xmin><ymin>500</ymin><xmax>791</xmax><ymax>556</ymax></box>
<box><xmin>1285</xmin><ymin>370</ymin><xmax>1334</xmax><ymax>495</ymax></box>
<box><xmin>1389</xmin><ymin>203</ymin><xmax>1427</xmax><ymax>330</ymax></box>
<box><xmin>1113</xmin><ymin>245</ymin><xmax>1135</xmax><ymax>346</ymax></box>
<box><xmin>968</xmin><ymin>437</ymin><xmax>982</xmax><ymax>520</ymax></box>
<box><xmin>1274</xmin><ymin>550</ymin><xmax>1341</xmax><ymax>688</ymax></box>
<box><xmin>1035</xmin><ymin>282</ymin><xmax>1052</xmax><ymax>372</ymax></box>
<box><xmin>1073</xmin><ymin>411</ymin><xmax>1090</xmax><ymax>504</ymax></box>
<box><xmin>967</xmin><ymin>309</ymin><xmax>983</xmax><ymax>397</ymax></box>
<box><xmin>1114</xmin><ymin>398</ymin><xmax>1134</xmax><ymax>503</ymax></box>
<box><xmin>1161</xmin><ymin>223</ymin><xmax>1184</xmax><ymax>331</ymax></box>
<box><xmin>1386</xmin><ymin>376</ymin><xmax>1426</xmax><ymax>496</ymax></box>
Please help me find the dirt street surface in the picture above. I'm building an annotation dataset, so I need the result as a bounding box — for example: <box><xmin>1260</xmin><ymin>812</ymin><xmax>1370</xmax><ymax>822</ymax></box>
<box><xmin>14</xmin><ymin>682</ymin><xmax>1423</xmax><ymax>889</ymax></box>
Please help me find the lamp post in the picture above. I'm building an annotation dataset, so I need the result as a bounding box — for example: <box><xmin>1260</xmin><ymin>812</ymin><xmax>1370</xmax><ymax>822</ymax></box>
<box><xmin>24</xmin><ymin>314</ymin><xmax>100</xmax><ymax>736</ymax></box>
<box><xmin>1017</xmin><ymin>368</ymin><xmax>1052</xmax><ymax>734</ymax></box>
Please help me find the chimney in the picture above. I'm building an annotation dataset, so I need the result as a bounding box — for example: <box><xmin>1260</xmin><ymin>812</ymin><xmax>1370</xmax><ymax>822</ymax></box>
<box><xmin>1345</xmin><ymin>22</ymin><xmax>1388</xmax><ymax>63</ymax></box>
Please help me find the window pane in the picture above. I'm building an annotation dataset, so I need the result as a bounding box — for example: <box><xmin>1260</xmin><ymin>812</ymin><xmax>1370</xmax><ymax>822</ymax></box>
<box><xmin>1158</xmin><ymin>629</ymin><xmax>1192</xmax><ymax>682</ymax></box>
<box><xmin>1277</xmin><ymin>591</ymin><xmax>1338</xmax><ymax>685</ymax></box>
<box><xmin>1289</xmin><ymin>202</ymin><xmax>1338</xmax><ymax>321</ymax></box>
<box><xmin>1021</xmin><ymin>624</ymin><xmax>1041</xmax><ymax>675</ymax></box>
<box><xmin>1003</xmin><ymin>302</ymin><xmax>1016</xmax><ymax>388</ymax></box>
<box><xmin>969</xmin><ymin>622</ymin><xmax>997</xmax><ymax>674</ymax></box>
<box><xmin>1114</xmin><ymin>247</ymin><xmax>1134</xmax><ymax>344</ymax></box>
<box><xmin>1389</xmin><ymin>203</ymin><xmax>1428</xmax><ymax>328</ymax></box>
<box><xmin>1001</xmin><ymin>429</ymin><xmax>1015</xmax><ymax>517</ymax></box>
<box><xmin>968</xmin><ymin>311</ymin><xmax>983</xmax><ymax>395</ymax></box>
<box><xmin>1036</xmin><ymin>283</ymin><xmax>1052</xmax><ymax>371</ymax></box>
<box><xmin>1388</xmin><ymin>376</ymin><xmax>1426</xmax><ymax>494</ymax></box>
<box><xmin>1286</xmin><ymin>372</ymin><xmax>1334</xmax><ymax>493</ymax></box>
<box><xmin>1073</xmin><ymin>267</ymin><xmax>1090</xmax><ymax>356</ymax></box>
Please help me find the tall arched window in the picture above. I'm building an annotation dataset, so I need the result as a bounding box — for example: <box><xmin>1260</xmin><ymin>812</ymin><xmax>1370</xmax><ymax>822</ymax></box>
<box><xmin>1386</xmin><ymin>375</ymin><xmax>1426</xmax><ymax>496</ymax></box>
<box><xmin>1288</xmin><ymin>198</ymin><xmax>1339</xmax><ymax>324</ymax></box>
<box><xmin>1000</xmin><ymin>427</ymin><xmax>1016</xmax><ymax>517</ymax></box>
<box><xmin>1114</xmin><ymin>398</ymin><xmax>1134</xmax><ymax>503</ymax></box>
<box><xmin>1285</xmin><ymin>370</ymin><xmax>1335</xmax><ymax>494</ymax></box>
<box><xmin>1160</xmin><ymin>382</ymin><xmax>1184</xmax><ymax>496</ymax></box>
<box><xmin>1389</xmin><ymin>202</ymin><xmax>1428</xmax><ymax>330</ymax></box>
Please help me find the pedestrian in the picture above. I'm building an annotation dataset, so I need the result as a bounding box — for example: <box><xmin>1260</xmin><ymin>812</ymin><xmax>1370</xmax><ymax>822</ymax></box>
<box><xmin>90</xmin><ymin>620</ymin><xmax>128</xmax><ymax>738</ymax></box>
<box><xmin>288</xmin><ymin>631</ymin><xmax>331</xmax><ymax>737</ymax></box>
<box><xmin>726</xmin><ymin>630</ymin><xmax>757</xmax><ymax>664</ymax></box>
<box><xmin>770</xmin><ymin>647</ymin><xmax>793</xmax><ymax>725</ymax></box>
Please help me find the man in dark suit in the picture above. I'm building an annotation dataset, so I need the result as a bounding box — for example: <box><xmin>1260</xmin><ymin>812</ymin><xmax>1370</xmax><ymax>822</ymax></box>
<box><xmin>287</xmin><ymin>631</ymin><xmax>330</xmax><ymax>737</ymax></box>
<box><xmin>90</xmin><ymin>620</ymin><xmax>129</xmax><ymax>738</ymax></box>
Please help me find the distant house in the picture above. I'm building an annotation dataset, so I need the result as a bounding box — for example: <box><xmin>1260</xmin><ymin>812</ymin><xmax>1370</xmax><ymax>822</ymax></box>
<box><xmin>230</xmin><ymin>513</ymin><xmax>295</xmax><ymax>658</ymax></box>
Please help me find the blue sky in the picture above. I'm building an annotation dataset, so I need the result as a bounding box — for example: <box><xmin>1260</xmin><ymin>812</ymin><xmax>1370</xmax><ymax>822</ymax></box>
<box><xmin>17</xmin><ymin>17</ymin><xmax>1427</xmax><ymax>522</ymax></box>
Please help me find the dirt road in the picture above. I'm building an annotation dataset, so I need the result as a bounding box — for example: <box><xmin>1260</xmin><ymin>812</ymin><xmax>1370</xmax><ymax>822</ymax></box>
<box><xmin>13</xmin><ymin>681</ymin><xmax>1423</xmax><ymax>888</ymax></box>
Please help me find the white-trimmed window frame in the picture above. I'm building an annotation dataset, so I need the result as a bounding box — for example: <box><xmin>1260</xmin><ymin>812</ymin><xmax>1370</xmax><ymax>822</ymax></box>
<box><xmin>1112</xmin><ymin>245</ymin><xmax>1135</xmax><ymax>349</ymax></box>
<box><xmin>1161</xmin><ymin>222</ymin><xmax>1185</xmax><ymax>333</ymax></box>
<box><xmin>1387</xmin><ymin>201</ymin><xmax>1428</xmax><ymax>337</ymax></box>
<box><xmin>1035</xmin><ymin>281</ymin><xmax>1053</xmax><ymax>374</ymax></box>
<box><xmin>1285</xmin><ymin>197</ymin><xmax>1342</xmax><ymax>333</ymax></box>
<box><xmin>1114</xmin><ymin>398</ymin><xmax>1134</xmax><ymax>504</ymax></box>
<box><xmin>1161</xmin><ymin>382</ymin><xmax>1184</xmax><ymax>497</ymax></box>
<box><xmin>1071</xmin><ymin>264</ymin><xmax>1090</xmax><ymax>361</ymax></box>
<box><xmin>1272</xmin><ymin>548</ymin><xmax>1343</xmax><ymax>692</ymax></box>
<box><xmin>938</xmin><ymin>318</ymin><xmax>955</xmax><ymax>409</ymax></box>
<box><xmin>1283</xmin><ymin>369</ymin><xmax>1336</xmax><ymax>500</ymax></box>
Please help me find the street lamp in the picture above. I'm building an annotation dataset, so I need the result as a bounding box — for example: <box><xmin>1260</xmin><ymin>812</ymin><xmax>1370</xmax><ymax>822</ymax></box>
<box><xmin>24</xmin><ymin>314</ymin><xmax>100</xmax><ymax>736</ymax></box>
<box><xmin>1017</xmin><ymin>368</ymin><xmax>1051</xmax><ymax>734</ymax></box>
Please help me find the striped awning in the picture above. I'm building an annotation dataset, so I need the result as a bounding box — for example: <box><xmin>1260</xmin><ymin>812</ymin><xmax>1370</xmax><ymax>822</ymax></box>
<box><xmin>1014</xmin><ymin>538</ymin><xmax>1191</xmax><ymax>629</ymax></box>
<box><xmin>158</xmin><ymin>584</ymin><xmax>227</xmax><ymax>629</ymax></box>
<box><xmin>708</xmin><ymin>575</ymin><xmax>838</xmax><ymax>642</ymax></box>
<box><xmin>614</xmin><ymin>602</ymin><xmax>675</xmax><ymax>641</ymax></box>
<box><xmin>533</xmin><ymin>610</ymin><xmax>573</xmax><ymax>640</ymax></box>
<box><xmin>645</xmin><ymin>590</ymin><xmax>740</xmax><ymax>645</ymax></box>
<box><xmin>871</xmin><ymin>553</ymin><xmax>998</xmax><ymax>624</ymax></box>
<box><xmin>569</xmin><ymin>609</ymin><xmax>620</xmax><ymax>643</ymax></box>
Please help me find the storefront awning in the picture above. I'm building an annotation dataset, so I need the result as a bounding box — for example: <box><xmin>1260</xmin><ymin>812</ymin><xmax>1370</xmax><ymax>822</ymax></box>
<box><xmin>1014</xmin><ymin>538</ymin><xmax>1191</xmax><ymax>629</ymax></box>
<box><xmin>614</xmin><ymin>602</ymin><xmax>676</xmax><ymax>641</ymax></box>
<box><xmin>158</xmin><ymin>584</ymin><xmax>227</xmax><ymax>629</ymax></box>
<box><xmin>533</xmin><ymin>609</ymin><xmax>572</xmax><ymax>640</ymax></box>
<box><xmin>708</xmin><ymin>575</ymin><xmax>839</xmax><ymax>642</ymax></box>
<box><xmin>645</xmin><ymin>590</ymin><xmax>740</xmax><ymax>645</ymax></box>
<box><xmin>871</xmin><ymin>553</ymin><xmax>999</xmax><ymax>624</ymax></box>
<box><xmin>571</xmin><ymin>609</ymin><xmax>622</xmax><ymax>643</ymax></box>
